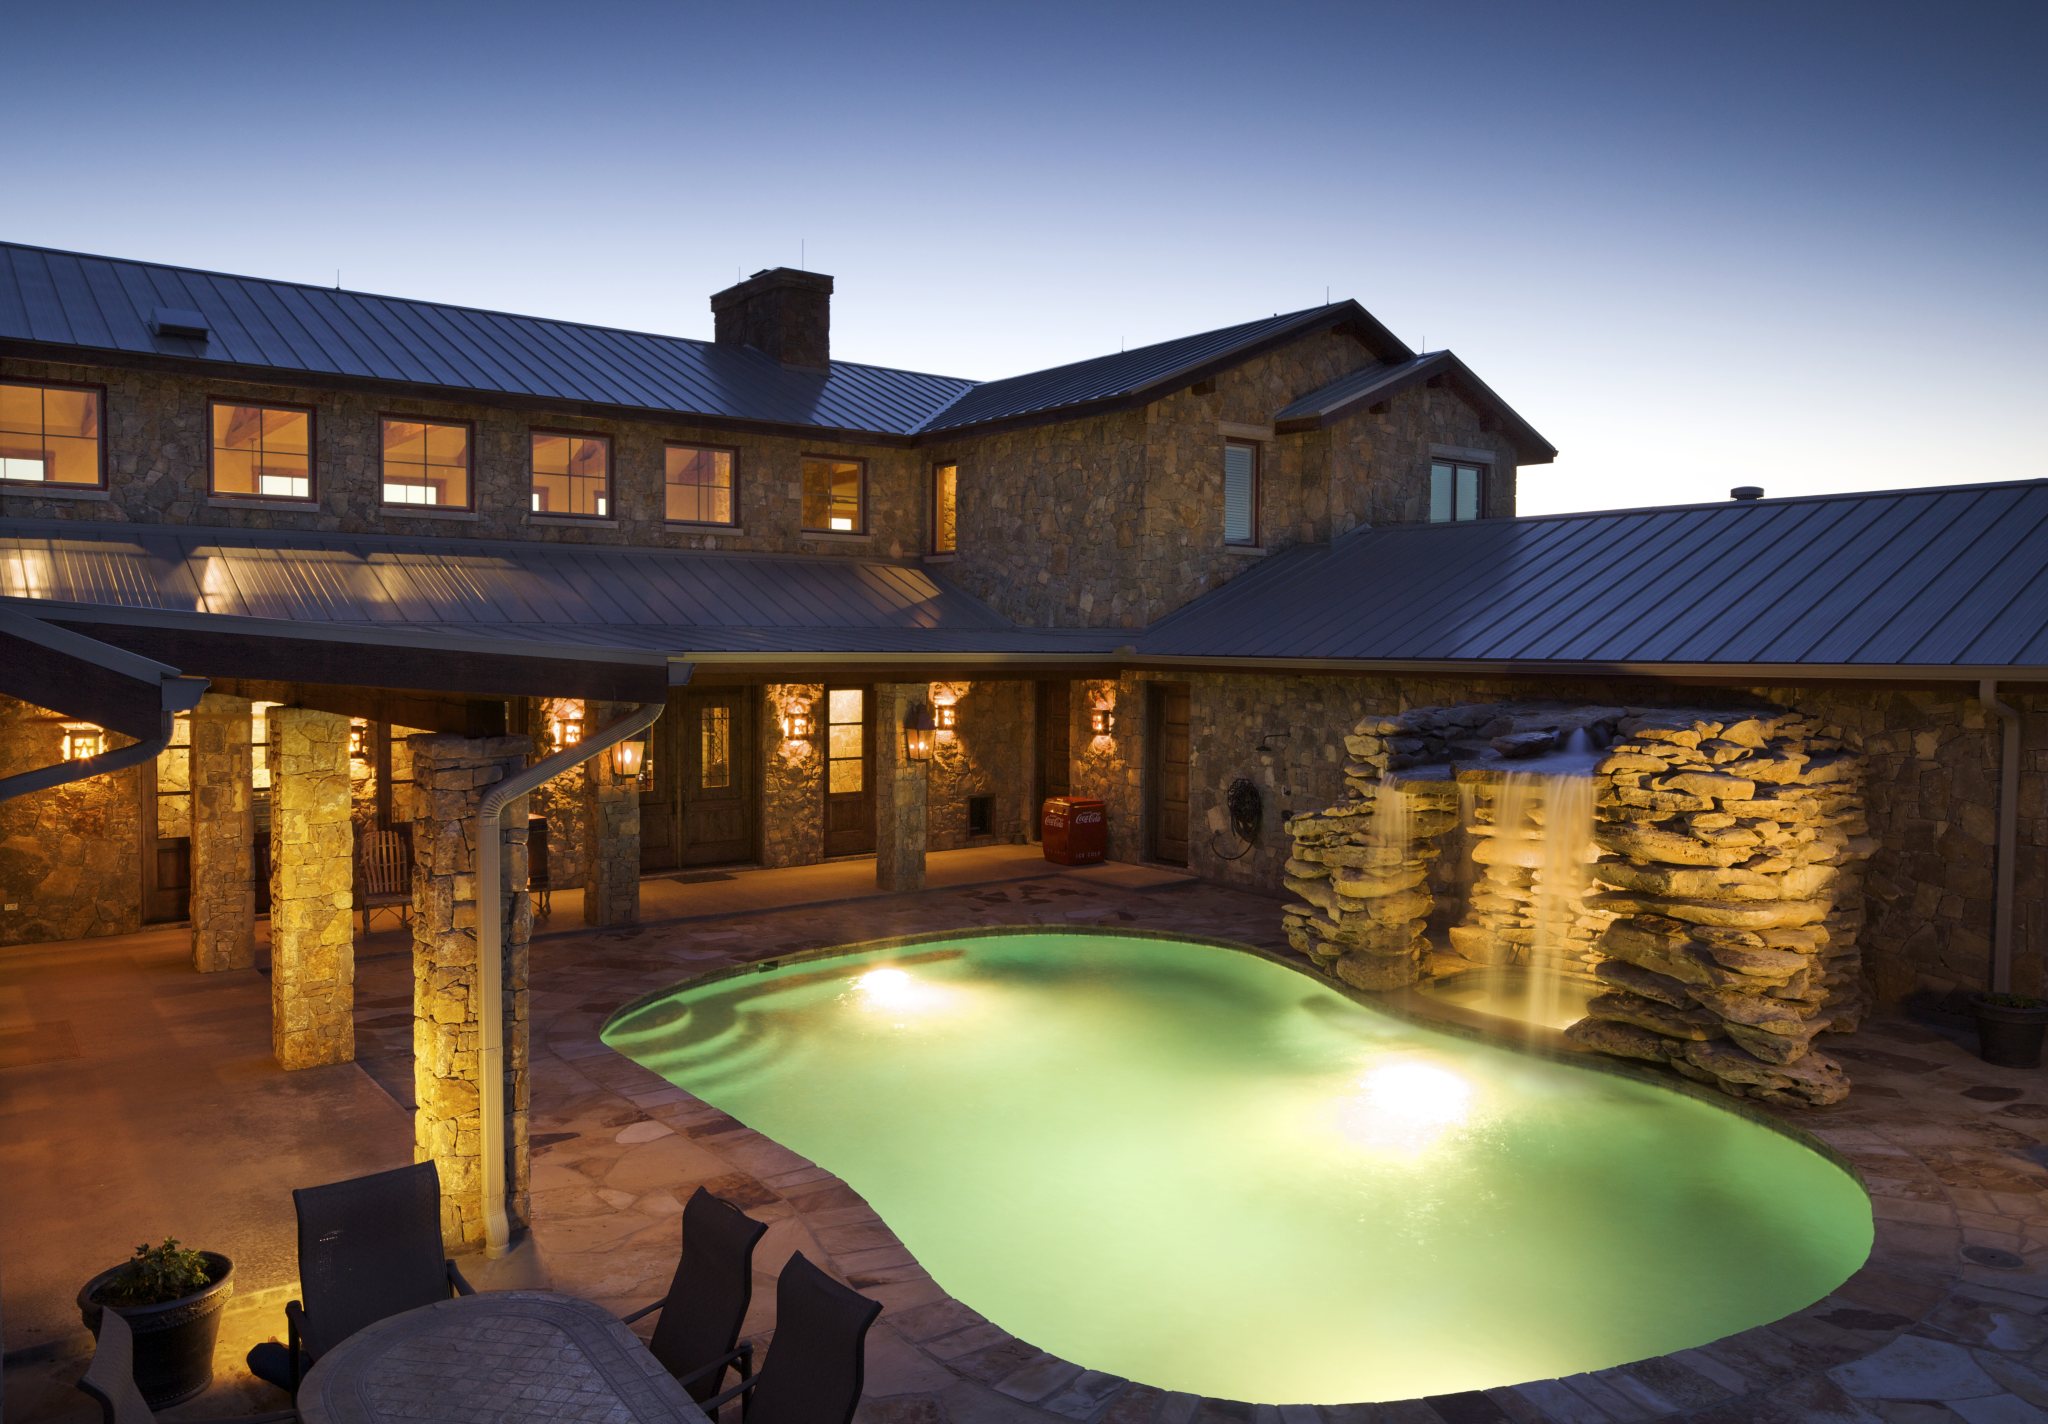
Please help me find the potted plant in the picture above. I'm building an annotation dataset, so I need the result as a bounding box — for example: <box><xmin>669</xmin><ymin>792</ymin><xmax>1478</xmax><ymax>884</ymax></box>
<box><xmin>1973</xmin><ymin>993</ymin><xmax>2048</xmax><ymax>1069</ymax></box>
<box><xmin>77</xmin><ymin>1239</ymin><xmax>234</xmax><ymax>1408</ymax></box>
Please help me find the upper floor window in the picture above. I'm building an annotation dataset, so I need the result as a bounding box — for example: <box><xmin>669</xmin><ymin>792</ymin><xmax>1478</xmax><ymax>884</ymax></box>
<box><xmin>932</xmin><ymin>462</ymin><xmax>957</xmax><ymax>553</ymax></box>
<box><xmin>381</xmin><ymin>417</ymin><xmax>471</xmax><ymax>508</ymax></box>
<box><xmin>1223</xmin><ymin>440</ymin><xmax>1259</xmax><ymax>546</ymax></box>
<box><xmin>530</xmin><ymin>431</ymin><xmax>610</xmax><ymax>518</ymax></box>
<box><xmin>1430</xmin><ymin>460</ymin><xmax>1486</xmax><ymax>522</ymax></box>
<box><xmin>0</xmin><ymin>380</ymin><xmax>103</xmax><ymax>487</ymax></box>
<box><xmin>666</xmin><ymin>443</ymin><xmax>736</xmax><ymax>525</ymax></box>
<box><xmin>211</xmin><ymin>401</ymin><xmax>313</xmax><ymax>501</ymax></box>
<box><xmin>802</xmin><ymin>455</ymin><xmax>864</xmax><ymax>533</ymax></box>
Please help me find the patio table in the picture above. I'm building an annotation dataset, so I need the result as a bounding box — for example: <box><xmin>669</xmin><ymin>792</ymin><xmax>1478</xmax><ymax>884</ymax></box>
<box><xmin>295</xmin><ymin>1289</ymin><xmax>710</xmax><ymax>1424</ymax></box>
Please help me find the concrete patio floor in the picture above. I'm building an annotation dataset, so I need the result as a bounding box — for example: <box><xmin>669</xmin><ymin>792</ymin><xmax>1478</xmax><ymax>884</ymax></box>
<box><xmin>6</xmin><ymin>852</ymin><xmax>2048</xmax><ymax>1422</ymax></box>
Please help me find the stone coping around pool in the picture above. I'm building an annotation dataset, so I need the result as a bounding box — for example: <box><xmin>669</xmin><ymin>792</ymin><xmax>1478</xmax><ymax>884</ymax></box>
<box><xmin>591</xmin><ymin>924</ymin><xmax>1912</xmax><ymax>1417</ymax></box>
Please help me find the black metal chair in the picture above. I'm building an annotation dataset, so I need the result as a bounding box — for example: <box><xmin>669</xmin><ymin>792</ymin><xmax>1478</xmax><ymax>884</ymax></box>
<box><xmin>621</xmin><ymin>1187</ymin><xmax>769</xmax><ymax>1404</ymax></box>
<box><xmin>81</xmin><ymin>1309</ymin><xmax>297</xmax><ymax>1424</ymax></box>
<box><xmin>703</xmin><ymin>1252</ymin><xmax>881</xmax><ymax>1424</ymax></box>
<box><xmin>246</xmin><ymin>1160</ymin><xmax>473</xmax><ymax>1394</ymax></box>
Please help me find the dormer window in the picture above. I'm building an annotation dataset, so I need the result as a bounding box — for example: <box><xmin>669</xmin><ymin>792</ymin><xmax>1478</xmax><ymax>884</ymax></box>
<box><xmin>1223</xmin><ymin>440</ymin><xmax>1259</xmax><ymax>546</ymax></box>
<box><xmin>1430</xmin><ymin>459</ymin><xmax>1485</xmax><ymax>522</ymax></box>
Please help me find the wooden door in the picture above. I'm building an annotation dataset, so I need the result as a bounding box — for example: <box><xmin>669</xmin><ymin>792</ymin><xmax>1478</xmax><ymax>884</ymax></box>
<box><xmin>822</xmin><ymin>686</ymin><xmax>875</xmax><ymax>857</ymax></box>
<box><xmin>639</xmin><ymin>699</ymin><xmax>687</xmax><ymax>872</ymax></box>
<box><xmin>679</xmin><ymin>689</ymin><xmax>756</xmax><ymax>865</ymax></box>
<box><xmin>1034</xmin><ymin>679</ymin><xmax>1071</xmax><ymax>818</ymax></box>
<box><xmin>1147</xmin><ymin>683</ymin><xmax>1190</xmax><ymax>866</ymax></box>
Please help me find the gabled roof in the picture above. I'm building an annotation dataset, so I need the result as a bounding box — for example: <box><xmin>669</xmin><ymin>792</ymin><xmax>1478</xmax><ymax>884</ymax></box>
<box><xmin>1273</xmin><ymin>350</ymin><xmax>1558</xmax><ymax>464</ymax></box>
<box><xmin>1138</xmin><ymin>480</ymin><xmax>2048</xmax><ymax>674</ymax></box>
<box><xmin>0</xmin><ymin>241</ymin><xmax>1427</xmax><ymax>443</ymax></box>
<box><xmin>0</xmin><ymin>242</ymin><xmax>975</xmax><ymax>438</ymax></box>
<box><xmin>917</xmin><ymin>302</ymin><xmax>1412</xmax><ymax>435</ymax></box>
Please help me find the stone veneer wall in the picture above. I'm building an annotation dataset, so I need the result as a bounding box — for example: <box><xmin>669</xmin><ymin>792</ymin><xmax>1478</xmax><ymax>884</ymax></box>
<box><xmin>408</xmin><ymin>735</ymin><xmax>533</xmax><ymax>1250</ymax></box>
<box><xmin>0</xmin><ymin>356</ymin><xmax>924</xmax><ymax>560</ymax></box>
<box><xmin>0</xmin><ymin>695</ymin><xmax>143</xmax><ymax>947</ymax></box>
<box><xmin>761</xmin><ymin>685</ymin><xmax>824</xmax><ymax>868</ymax></box>
<box><xmin>927</xmin><ymin>680</ymin><xmax>1033</xmax><ymax>849</ymax></box>
<box><xmin>188</xmin><ymin>693</ymin><xmax>256</xmax><ymax>972</ymax></box>
<box><xmin>873</xmin><ymin>684</ymin><xmax>929</xmax><ymax>892</ymax></box>
<box><xmin>581</xmin><ymin>702</ymin><xmax>641</xmax><ymax>926</ymax></box>
<box><xmin>269</xmin><ymin>707</ymin><xmax>355</xmax><ymax>1070</ymax></box>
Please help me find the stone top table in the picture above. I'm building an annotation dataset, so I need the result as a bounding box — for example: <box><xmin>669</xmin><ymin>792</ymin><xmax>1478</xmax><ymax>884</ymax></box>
<box><xmin>296</xmin><ymin>1290</ymin><xmax>709</xmax><ymax>1424</ymax></box>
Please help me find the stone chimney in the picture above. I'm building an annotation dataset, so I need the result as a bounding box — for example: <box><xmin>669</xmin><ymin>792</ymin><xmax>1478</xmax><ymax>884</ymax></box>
<box><xmin>710</xmin><ymin>267</ymin><xmax>834</xmax><ymax>369</ymax></box>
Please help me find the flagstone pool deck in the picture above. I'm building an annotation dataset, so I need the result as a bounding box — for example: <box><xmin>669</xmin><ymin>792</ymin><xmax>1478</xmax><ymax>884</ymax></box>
<box><xmin>6</xmin><ymin>855</ymin><xmax>2048</xmax><ymax>1422</ymax></box>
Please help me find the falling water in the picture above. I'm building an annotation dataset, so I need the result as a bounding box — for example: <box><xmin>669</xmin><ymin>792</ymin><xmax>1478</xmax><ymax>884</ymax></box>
<box><xmin>1459</xmin><ymin>730</ymin><xmax>1603</xmax><ymax>1028</ymax></box>
<box><xmin>1367</xmin><ymin>772</ymin><xmax>1413</xmax><ymax>868</ymax></box>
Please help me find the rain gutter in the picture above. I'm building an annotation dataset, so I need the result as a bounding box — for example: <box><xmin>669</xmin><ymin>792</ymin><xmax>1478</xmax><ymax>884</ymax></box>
<box><xmin>1979</xmin><ymin>679</ymin><xmax>2021</xmax><ymax>994</ymax></box>
<box><xmin>475</xmin><ymin>691</ymin><xmax>672</xmax><ymax>1255</ymax></box>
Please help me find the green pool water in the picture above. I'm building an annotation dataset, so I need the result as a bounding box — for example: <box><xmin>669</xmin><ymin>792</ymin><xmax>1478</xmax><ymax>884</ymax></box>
<box><xmin>602</xmin><ymin>933</ymin><xmax>1871</xmax><ymax>1404</ymax></box>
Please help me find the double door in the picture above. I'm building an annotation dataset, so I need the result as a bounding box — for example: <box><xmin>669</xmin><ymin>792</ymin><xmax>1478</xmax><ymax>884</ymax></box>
<box><xmin>641</xmin><ymin>689</ymin><xmax>759</xmax><ymax>870</ymax></box>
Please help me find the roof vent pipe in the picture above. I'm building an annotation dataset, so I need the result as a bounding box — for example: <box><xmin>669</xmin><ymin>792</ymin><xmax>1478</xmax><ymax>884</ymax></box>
<box><xmin>1731</xmin><ymin>486</ymin><xmax>1765</xmax><ymax>501</ymax></box>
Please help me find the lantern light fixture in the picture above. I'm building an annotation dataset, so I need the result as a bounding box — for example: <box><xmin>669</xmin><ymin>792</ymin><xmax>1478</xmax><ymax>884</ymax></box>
<box><xmin>549</xmin><ymin>711</ymin><xmax>585</xmax><ymax>752</ymax></box>
<box><xmin>348</xmin><ymin>720</ymin><xmax>369</xmax><ymax>762</ymax></box>
<box><xmin>60</xmin><ymin>722</ymin><xmax>105</xmax><ymax>761</ymax></box>
<box><xmin>781</xmin><ymin>705</ymin><xmax>815</xmax><ymax>741</ymax></box>
<box><xmin>1090</xmin><ymin>706</ymin><xmax>1116</xmax><ymax>737</ymax></box>
<box><xmin>904</xmin><ymin>703</ymin><xmax>936</xmax><ymax>763</ymax></box>
<box><xmin>611</xmin><ymin>736</ymin><xmax>647</xmax><ymax>780</ymax></box>
<box><xmin>934</xmin><ymin>701</ymin><xmax>958</xmax><ymax>732</ymax></box>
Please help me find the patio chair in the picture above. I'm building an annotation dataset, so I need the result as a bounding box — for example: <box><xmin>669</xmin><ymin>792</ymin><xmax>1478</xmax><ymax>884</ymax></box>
<box><xmin>356</xmin><ymin>827</ymin><xmax>410</xmax><ymax>934</ymax></box>
<box><xmin>702</xmin><ymin>1252</ymin><xmax>881</xmax><ymax>1424</ymax></box>
<box><xmin>81</xmin><ymin>1308</ymin><xmax>298</xmax><ymax>1424</ymax></box>
<box><xmin>246</xmin><ymin>1160</ymin><xmax>474</xmax><ymax>1395</ymax></box>
<box><xmin>621</xmin><ymin>1187</ymin><xmax>769</xmax><ymax>1404</ymax></box>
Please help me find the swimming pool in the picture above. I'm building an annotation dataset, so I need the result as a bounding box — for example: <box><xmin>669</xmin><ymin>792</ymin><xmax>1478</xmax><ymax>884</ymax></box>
<box><xmin>603</xmin><ymin>932</ymin><xmax>1870</xmax><ymax>1404</ymax></box>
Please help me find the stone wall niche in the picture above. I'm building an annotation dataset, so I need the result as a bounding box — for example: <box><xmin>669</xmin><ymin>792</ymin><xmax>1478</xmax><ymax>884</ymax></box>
<box><xmin>410</xmin><ymin>734</ymin><xmax>534</xmax><ymax>1251</ymax></box>
<box><xmin>269</xmin><ymin>706</ymin><xmax>355</xmax><ymax>1069</ymax></box>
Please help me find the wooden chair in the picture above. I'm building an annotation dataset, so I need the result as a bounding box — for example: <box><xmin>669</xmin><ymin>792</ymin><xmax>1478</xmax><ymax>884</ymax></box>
<box><xmin>356</xmin><ymin>828</ymin><xmax>410</xmax><ymax>934</ymax></box>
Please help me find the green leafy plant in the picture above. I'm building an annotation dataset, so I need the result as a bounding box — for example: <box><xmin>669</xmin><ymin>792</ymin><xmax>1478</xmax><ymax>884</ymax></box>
<box><xmin>95</xmin><ymin>1239</ymin><xmax>216</xmax><ymax>1308</ymax></box>
<box><xmin>1978</xmin><ymin>992</ymin><xmax>2048</xmax><ymax>1010</ymax></box>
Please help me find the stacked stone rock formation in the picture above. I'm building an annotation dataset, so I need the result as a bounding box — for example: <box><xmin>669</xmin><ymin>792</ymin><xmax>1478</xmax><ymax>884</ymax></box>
<box><xmin>1286</xmin><ymin>702</ymin><xmax>1872</xmax><ymax>1106</ymax></box>
<box><xmin>1568</xmin><ymin>710</ymin><xmax>1870</xmax><ymax>1106</ymax></box>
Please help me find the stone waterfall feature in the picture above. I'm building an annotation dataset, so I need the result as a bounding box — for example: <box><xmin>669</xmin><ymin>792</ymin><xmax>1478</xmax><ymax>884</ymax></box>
<box><xmin>1284</xmin><ymin>703</ymin><xmax>1871</xmax><ymax>1106</ymax></box>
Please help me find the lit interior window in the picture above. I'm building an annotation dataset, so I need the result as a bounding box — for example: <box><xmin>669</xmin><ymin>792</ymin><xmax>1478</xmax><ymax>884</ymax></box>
<box><xmin>212</xmin><ymin>403</ymin><xmax>312</xmax><ymax>501</ymax></box>
<box><xmin>530</xmin><ymin>431</ymin><xmax>610</xmax><ymax>517</ymax></box>
<box><xmin>1</xmin><ymin>381</ymin><xmax>102</xmax><ymax>486</ymax></box>
<box><xmin>381</xmin><ymin>418</ymin><xmax>469</xmax><ymax>508</ymax></box>
<box><xmin>802</xmin><ymin>456</ymin><xmax>863</xmax><ymax>533</ymax></box>
<box><xmin>666</xmin><ymin>444</ymin><xmax>736</xmax><ymax>524</ymax></box>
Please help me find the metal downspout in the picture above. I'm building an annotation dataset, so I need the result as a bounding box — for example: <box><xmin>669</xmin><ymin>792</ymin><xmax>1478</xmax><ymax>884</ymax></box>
<box><xmin>1979</xmin><ymin>679</ymin><xmax>2021</xmax><ymax>995</ymax></box>
<box><xmin>475</xmin><ymin>696</ymin><xmax>668</xmax><ymax>1256</ymax></box>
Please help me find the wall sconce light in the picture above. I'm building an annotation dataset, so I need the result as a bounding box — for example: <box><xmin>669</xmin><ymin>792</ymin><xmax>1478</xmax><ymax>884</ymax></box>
<box><xmin>781</xmin><ymin>705</ymin><xmax>815</xmax><ymax>741</ymax></box>
<box><xmin>934</xmin><ymin>701</ymin><xmax>958</xmax><ymax>733</ymax></box>
<box><xmin>60</xmin><ymin>723</ymin><xmax>105</xmax><ymax>761</ymax></box>
<box><xmin>349</xmin><ymin>720</ymin><xmax>369</xmax><ymax>762</ymax></box>
<box><xmin>1090</xmin><ymin>706</ymin><xmax>1116</xmax><ymax>737</ymax></box>
<box><xmin>550</xmin><ymin>713</ymin><xmax>585</xmax><ymax>752</ymax></box>
<box><xmin>904</xmin><ymin>703</ymin><xmax>936</xmax><ymax>763</ymax></box>
<box><xmin>611</xmin><ymin>736</ymin><xmax>647</xmax><ymax>781</ymax></box>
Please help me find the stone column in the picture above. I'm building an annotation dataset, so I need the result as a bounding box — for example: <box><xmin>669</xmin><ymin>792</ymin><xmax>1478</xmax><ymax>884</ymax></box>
<box><xmin>875</xmin><ymin>683</ymin><xmax>929</xmax><ymax>892</ymax></box>
<box><xmin>270</xmin><ymin>707</ymin><xmax>354</xmax><ymax>1070</ymax></box>
<box><xmin>582</xmin><ymin>702</ymin><xmax>641</xmax><ymax>927</ymax></box>
<box><xmin>410</xmin><ymin>734</ymin><xmax>534</xmax><ymax>1250</ymax></box>
<box><xmin>189</xmin><ymin>693</ymin><xmax>256</xmax><ymax>973</ymax></box>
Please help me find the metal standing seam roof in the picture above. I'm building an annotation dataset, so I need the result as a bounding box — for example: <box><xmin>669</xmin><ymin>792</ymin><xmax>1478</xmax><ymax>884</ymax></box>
<box><xmin>0</xmin><ymin>521</ymin><xmax>1129</xmax><ymax>658</ymax></box>
<box><xmin>0</xmin><ymin>242</ymin><xmax>975</xmax><ymax>438</ymax></box>
<box><xmin>0</xmin><ymin>243</ymin><xmax>1460</xmax><ymax>443</ymax></box>
<box><xmin>1137</xmin><ymin>480</ymin><xmax>2048</xmax><ymax>672</ymax></box>
<box><xmin>1273</xmin><ymin>351</ymin><xmax>1559</xmax><ymax>462</ymax></box>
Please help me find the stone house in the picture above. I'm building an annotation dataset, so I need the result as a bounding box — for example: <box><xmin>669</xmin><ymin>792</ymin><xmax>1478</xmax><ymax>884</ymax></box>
<box><xmin>2</xmin><ymin>240</ymin><xmax>2042</xmax><ymax>1234</ymax></box>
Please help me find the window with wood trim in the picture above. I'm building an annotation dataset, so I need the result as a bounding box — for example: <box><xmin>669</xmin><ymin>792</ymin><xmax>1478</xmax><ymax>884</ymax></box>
<box><xmin>380</xmin><ymin>417</ymin><xmax>471</xmax><ymax>508</ymax></box>
<box><xmin>210</xmin><ymin>402</ymin><xmax>314</xmax><ymax>501</ymax></box>
<box><xmin>1223</xmin><ymin>440</ymin><xmax>1259</xmax><ymax>545</ymax></box>
<box><xmin>932</xmin><ymin>462</ymin><xmax>957</xmax><ymax>553</ymax></box>
<box><xmin>0</xmin><ymin>380</ymin><xmax>103</xmax><ymax>487</ymax></box>
<box><xmin>802</xmin><ymin>455</ymin><xmax>864</xmax><ymax>533</ymax></box>
<box><xmin>665</xmin><ymin>443</ymin><xmax>736</xmax><ymax>525</ymax></box>
<box><xmin>1429</xmin><ymin>459</ymin><xmax>1486</xmax><ymax>522</ymax></box>
<box><xmin>530</xmin><ymin>431</ymin><xmax>610</xmax><ymax>518</ymax></box>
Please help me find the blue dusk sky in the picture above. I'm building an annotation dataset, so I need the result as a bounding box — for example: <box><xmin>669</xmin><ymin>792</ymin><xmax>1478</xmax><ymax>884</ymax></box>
<box><xmin>6</xmin><ymin>1</ymin><xmax>2043</xmax><ymax>514</ymax></box>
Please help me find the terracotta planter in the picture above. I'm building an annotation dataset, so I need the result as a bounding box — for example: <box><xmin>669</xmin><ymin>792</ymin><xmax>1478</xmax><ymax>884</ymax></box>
<box><xmin>1974</xmin><ymin>996</ymin><xmax>2048</xmax><ymax>1069</ymax></box>
<box><xmin>77</xmin><ymin>1252</ymin><xmax>234</xmax><ymax>1408</ymax></box>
